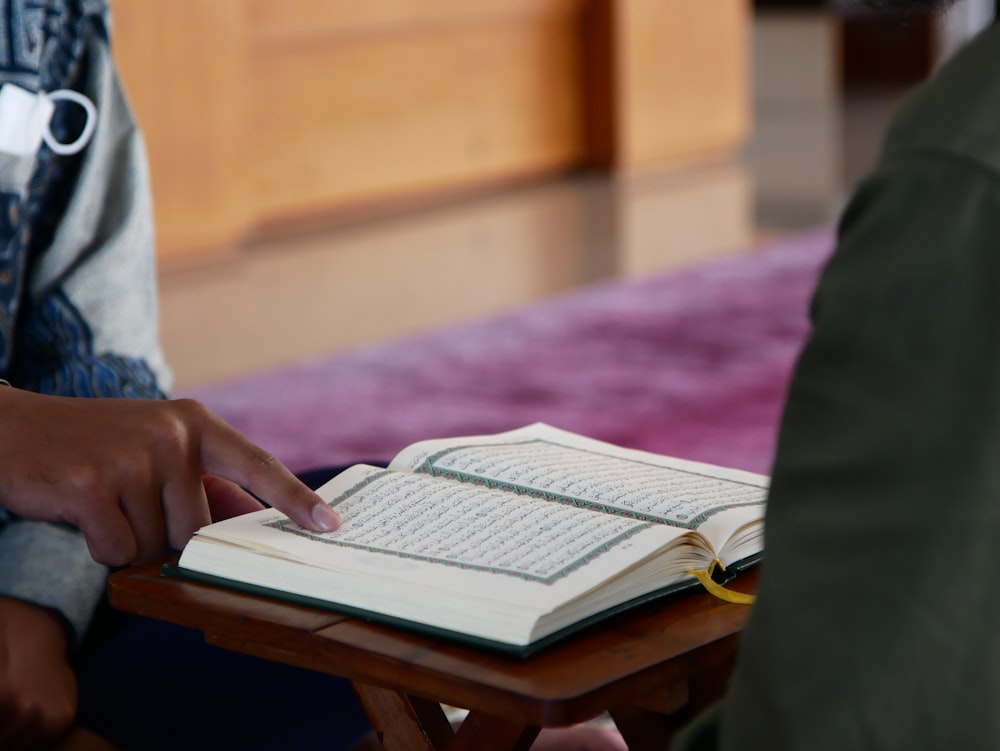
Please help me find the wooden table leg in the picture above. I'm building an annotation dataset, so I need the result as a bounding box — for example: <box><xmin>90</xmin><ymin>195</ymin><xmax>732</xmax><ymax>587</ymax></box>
<box><xmin>449</xmin><ymin>710</ymin><xmax>540</xmax><ymax>751</ymax></box>
<box><xmin>352</xmin><ymin>683</ymin><xmax>444</xmax><ymax>750</ymax></box>
<box><xmin>611</xmin><ymin>654</ymin><xmax>738</xmax><ymax>750</ymax></box>
<box><xmin>352</xmin><ymin>684</ymin><xmax>540</xmax><ymax>751</ymax></box>
<box><xmin>355</xmin><ymin>689</ymin><xmax>684</xmax><ymax>751</ymax></box>
<box><xmin>409</xmin><ymin>695</ymin><xmax>458</xmax><ymax>746</ymax></box>
<box><xmin>610</xmin><ymin>704</ymin><xmax>689</xmax><ymax>751</ymax></box>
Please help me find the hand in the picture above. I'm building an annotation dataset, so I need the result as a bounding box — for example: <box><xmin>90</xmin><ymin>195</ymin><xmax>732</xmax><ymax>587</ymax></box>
<box><xmin>0</xmin><ymin>389</ymin><xmax>340</xmax><ymax>565</ymax></box>
<box><xmin>0</xmin><ymin>597</ymin><xmax>76</xmax><ymax>750</ymax></box>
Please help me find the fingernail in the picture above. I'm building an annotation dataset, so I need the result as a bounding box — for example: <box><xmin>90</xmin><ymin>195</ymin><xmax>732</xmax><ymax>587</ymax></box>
<box><xmin>311</xmin><ymin>503</ymin><xmax>340</xmax><ymax>532</ymax></box>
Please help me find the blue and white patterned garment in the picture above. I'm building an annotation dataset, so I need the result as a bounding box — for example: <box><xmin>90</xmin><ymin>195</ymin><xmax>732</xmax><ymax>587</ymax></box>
<box><xmin>0</xmin><ymin>0</ymin><xmax>171</xmax><ymax>644</ymax></box>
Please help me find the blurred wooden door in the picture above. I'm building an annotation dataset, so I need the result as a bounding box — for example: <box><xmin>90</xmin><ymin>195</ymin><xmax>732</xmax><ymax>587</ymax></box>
<box><xmin>112</xmin><ymin>0</ymin><xmax>751</xmax><ymax>265</ymax></box>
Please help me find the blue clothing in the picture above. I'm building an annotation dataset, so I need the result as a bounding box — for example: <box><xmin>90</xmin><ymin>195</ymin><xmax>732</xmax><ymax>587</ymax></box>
<box><xmin>76</xmin><ymin>612</ymin><xmax>373</xmax><ymax>751</ymax></box>
<box><xmin>73</xmin><ymin>467</ymin><xmax>372</xmax><ymax>751</ymax></box>
<box><xmin>0</xmin><ymin>0</ymin><xmax>168</xmax><ymax>644</ymax></box>
<box><xmin>75</xmin><ymin>467</ymin><xmax>373</xmax><ymax>751</ymax></box>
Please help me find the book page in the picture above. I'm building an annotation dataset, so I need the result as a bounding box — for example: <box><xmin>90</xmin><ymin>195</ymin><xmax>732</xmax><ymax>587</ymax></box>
<box><xmin>389</xmin><ymin>423</ymin><xmax>768</xmax><ymax>531</ymax></box>
<box><xmin>265</xmin><ymin>465</ymin><xmax>677</xmax><ymax>586</ymax></box>
<box><xmin>181</xmin><ymin>460</ymin><xmax>697</xmax><ymax>645</ymax></box>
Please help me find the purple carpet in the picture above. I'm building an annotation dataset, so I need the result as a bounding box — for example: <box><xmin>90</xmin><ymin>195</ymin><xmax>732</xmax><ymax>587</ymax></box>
<box><xmin>183</xmin><ymin>228</ymin><xmax>835</xmax><ymax>476</ymax></box>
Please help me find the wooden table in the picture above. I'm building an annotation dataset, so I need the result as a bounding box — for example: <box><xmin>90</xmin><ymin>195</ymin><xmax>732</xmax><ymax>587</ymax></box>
<box><xmin>108</xmin><ymin>561</ymin><xmax>758</xmax><ymax>751</ymax></box>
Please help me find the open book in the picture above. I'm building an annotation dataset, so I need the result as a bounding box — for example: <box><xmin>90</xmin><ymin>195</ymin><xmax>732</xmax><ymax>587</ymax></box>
<box><xmin>171</xmin><ymin>423</ymin><xmax>767</xmax><ymax>655</ymax></box>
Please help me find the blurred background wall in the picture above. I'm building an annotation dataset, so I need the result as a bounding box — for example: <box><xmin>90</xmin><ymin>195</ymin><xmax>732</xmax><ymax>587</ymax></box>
<box><xmin>111</xmin><ymin>1</ymin><xmax>749</xmax><ymax>266</ymax></box>
<box><xmin>106</xmin><ymin>0</ymin><xmax>995</xmax><ymax>388</ymax></box>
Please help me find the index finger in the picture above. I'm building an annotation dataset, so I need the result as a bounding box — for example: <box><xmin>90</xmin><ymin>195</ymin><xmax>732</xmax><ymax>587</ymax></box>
<box><xmin>189</xmin><ymin>402</ymin><xmax>341</xmax><ymax>532</ymax></box>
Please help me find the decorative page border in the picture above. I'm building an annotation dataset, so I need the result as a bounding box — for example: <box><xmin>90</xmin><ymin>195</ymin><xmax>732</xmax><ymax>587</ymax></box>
<box><xmin>414</xmin><ymin>439</ymin><xmax>766</xmax><ymax>530</ymax></box>
<box><xmin>266</xmin><ymin>470</ymin><xmax>651</xmax><ymax>585</ymax></box>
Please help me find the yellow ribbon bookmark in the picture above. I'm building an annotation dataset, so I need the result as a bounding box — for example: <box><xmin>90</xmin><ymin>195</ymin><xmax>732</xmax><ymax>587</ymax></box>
<box><xmin>687</xmin><ymin>559</ymin><xmax>757</xmax><ymax>605</ymax></box>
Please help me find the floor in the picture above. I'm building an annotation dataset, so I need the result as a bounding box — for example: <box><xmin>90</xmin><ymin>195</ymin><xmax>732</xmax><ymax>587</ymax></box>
<box><xmin>157</xmin><ymin>11</ymin><xmax>915</xmax><ymax>391</ymax></box>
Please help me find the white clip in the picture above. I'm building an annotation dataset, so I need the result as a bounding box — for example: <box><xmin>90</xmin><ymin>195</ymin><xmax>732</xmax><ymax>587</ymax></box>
<box><xmin>43</xmin><ymin>89</ymin><xmax>97</xmax><ymax>156</ymax></box>
<box><xmin>0</xmin><ymin>84</ymin><xmax>97</xmax><ymax>158</ymax></box>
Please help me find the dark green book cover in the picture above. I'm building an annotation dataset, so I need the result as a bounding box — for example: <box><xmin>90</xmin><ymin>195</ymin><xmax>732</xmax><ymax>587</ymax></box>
<box><xmin>163</xmin><ymin>553</ymin><xmax>760</xmax><ymax>658</ymax></box>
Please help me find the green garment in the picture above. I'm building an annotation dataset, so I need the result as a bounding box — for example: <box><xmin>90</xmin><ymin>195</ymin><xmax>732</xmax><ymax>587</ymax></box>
<box><xmin>677</xmin><ymin>22</ymin><xmax>1000</xmax><ymax>751</ymax></box>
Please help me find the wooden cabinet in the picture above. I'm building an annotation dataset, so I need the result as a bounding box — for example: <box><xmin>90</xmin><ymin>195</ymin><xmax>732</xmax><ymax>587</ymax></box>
<box><xmin>111</xmin><ymin>0</ymin><xmax>750</xmax><ymax>264</ymax></box>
